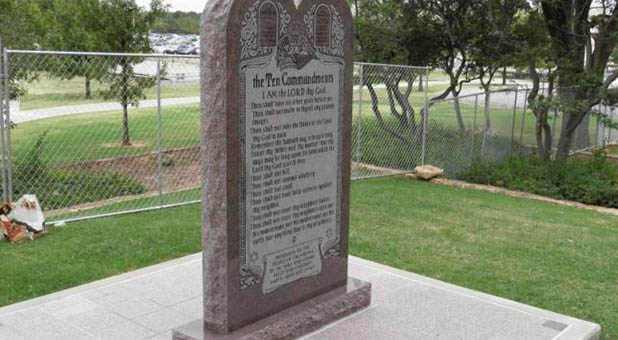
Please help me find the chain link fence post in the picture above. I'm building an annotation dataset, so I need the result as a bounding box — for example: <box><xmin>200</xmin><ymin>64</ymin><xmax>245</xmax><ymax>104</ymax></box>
<box><xmin>594</xmin><ymin>106</ymin><xmax>601</xmax><ymax>148</ymax></box>
<box><xmin>518</xmin><ymin>89</ymin><xmax>527</xmax><ymax>152</ymax></box>
<box><xmin>355</xmin><ymin>64</ymin><xmax>363</xmax><ymax>170</ymax></box>
<box><xmin>0</xmin><ymin>43</ymin><xmax>7</xmax><ymax>202</ymax></box>
<box><xmin>421</xmin><ymin>100</ymin><xmax>428</xmax><ymax>166</ymax></box>
<box><xmin>156</xmin><ymin>58</ymin><xmax>164</xmax><ymax>208</ymax></box>
<box><xmin>599</xmin><ymin>105</ymin><xmax>607</xmax><ymax>146</ymax></box>
<box><xmin>2</xmin><ymin>48</ymin><xmax>11</xmax><ymax>202</ymax></box>
<box><xmin>519</xmin><ymin>89</ymin><xmax>528</xmax><ymax>152</ymax></box>
<box><xmin>509</xmin><ymin>89</ymin><xmax>518</xmax><ymax>149</ymax></box>
<box><xmin>481</xmin><ymin>91</ymin><xmax>490</xmax><ymax>157</ymax></box>
<box><xmin>471</xmin><ymin>94</ymin><xmax>479</xmax><ymax>163</ymax></box>
<box><xmin>421</xmin><ymin>68</ymin><xmax>429</xmax><ymax>166</ymax></box>
<box><xmin>607</xmin><ymin>107</ymin><xmax>614</xmax><ymax>144</ymax></box>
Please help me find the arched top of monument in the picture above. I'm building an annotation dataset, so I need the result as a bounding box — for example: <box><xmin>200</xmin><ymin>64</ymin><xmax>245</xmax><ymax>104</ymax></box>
<box><xmin>200</xmin><ymin>0</ymin><xmax>353</xmax><ymax>64</ymax></box>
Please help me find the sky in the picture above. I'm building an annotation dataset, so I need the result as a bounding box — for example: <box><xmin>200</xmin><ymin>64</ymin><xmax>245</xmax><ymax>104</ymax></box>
<box><xmin>135</xmin><ymin>0</ymin><xmax>203</xmax><ymax>13</ymax></box>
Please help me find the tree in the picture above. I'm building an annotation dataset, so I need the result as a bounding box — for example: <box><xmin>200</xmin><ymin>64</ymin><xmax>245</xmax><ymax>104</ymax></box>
<box><xmin>0</xmin><ymin>0</ymin><xmax>46</xmax><ymax>50</ymax></box>
<box><xmin>42</xmin><ymin>0</ymin><xmax>109</xmax><ymax>98</ymax></box>
<box><xmin>425</xmin><ymin>0</ymin><xmax>479</xmax><ymax>132</ymax></box>
<box><xmin>152</xmin><ymin>11</ymin><xmax>201</xmax><ymax>34</ymax></box>
<box><xmin>0</xmin><ymin>0</ymin><xmax>47</xmax><ymax>100</ymax></box>
<box><xmin>468</xmin><ymin>0</ymin><xmax>526</xmax><ymax>137</ymax></box>
<box><xmin>511</xmin><ymin>7</ymin><xmax>556</xmax><ymax>161</ymax></box>
<box><xmin>355</xmin><ymin>0</ymin><xmax>438</xmax><ymax>143</ymax></box>
<box><xmin>99</xmin><ymin>0</ymin><xmax>166</xmax><ymax>146</ymax></box>
<box><xmin>540</xmin><ymin>0</ymin><xmax>618</xmax><ymax>161</ymax></box>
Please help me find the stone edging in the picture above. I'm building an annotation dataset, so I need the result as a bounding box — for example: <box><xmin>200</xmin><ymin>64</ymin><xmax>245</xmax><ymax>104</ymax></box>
<box><xmin>412</xmin><ymin>176</ymin><xmax>618</xmax><ymax>217</ymax></box>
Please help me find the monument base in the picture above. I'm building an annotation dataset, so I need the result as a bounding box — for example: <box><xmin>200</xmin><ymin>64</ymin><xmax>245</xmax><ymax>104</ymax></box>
<box><xmin>172</xmin><ymin>278</ymin><xmax>371</xmax><ymax>340</ymax></box>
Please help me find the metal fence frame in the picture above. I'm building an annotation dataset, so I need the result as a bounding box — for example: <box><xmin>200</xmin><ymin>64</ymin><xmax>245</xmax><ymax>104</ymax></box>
<box><xmin>3</xmin><ymin>49</ymin><xmax>202</xmax><ymax>224</ymax></box>
<box><xmin>1</xmin><ymin>49</ymin><xmax>617</xmax><ymax>225</ymax></box>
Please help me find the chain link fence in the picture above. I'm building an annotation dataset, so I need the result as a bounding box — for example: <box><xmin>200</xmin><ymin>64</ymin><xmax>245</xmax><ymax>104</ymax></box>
<box><xmin>1</xmin><ymin>50</ymin><xmax>202</xmax><ymax>223</ymax></box>
<box><xmin>0</xmin><ymin>49</ymin><xmax>616</xmax><ymax>224</ymax></box>
<box><xmin>423</xmin><ymin>87</ymin><xmax>617</xmax><ymax>177</ymax></box>
<box><xmin>352</xmin><ymin>63</ymin><xmax>430</xmax><ymax>179</ymax></box>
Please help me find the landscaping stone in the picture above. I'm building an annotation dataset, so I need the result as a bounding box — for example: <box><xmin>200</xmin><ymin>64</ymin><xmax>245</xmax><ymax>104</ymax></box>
<box><xmin>413</xmin><ymin>165</ymin><xmax>444</xmax><ymax>180</ymax></box>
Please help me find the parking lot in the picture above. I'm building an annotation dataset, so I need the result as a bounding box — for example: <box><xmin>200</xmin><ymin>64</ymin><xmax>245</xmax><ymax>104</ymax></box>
<box><xmin>150</xmin><ymin>33</ymin><xmax>199</xmax><ymax>55</ymax></box>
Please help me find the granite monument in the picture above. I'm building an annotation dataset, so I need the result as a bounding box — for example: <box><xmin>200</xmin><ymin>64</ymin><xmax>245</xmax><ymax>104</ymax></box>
<box><xmin>172</xmin><ymin>0</ymin><xmax>370</xmax><ymax>338</ymax></box>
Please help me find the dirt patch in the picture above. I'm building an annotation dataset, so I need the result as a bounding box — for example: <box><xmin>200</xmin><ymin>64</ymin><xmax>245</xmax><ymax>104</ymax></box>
<box><xmin>102</xmin><ymin>141</ymin><xmax>151</xmax><ymax>148</ymax></box>
<box><xmin>64</xmin><ymin>146</ymin><xmax>202</xmax><ymax>193</ymax></box>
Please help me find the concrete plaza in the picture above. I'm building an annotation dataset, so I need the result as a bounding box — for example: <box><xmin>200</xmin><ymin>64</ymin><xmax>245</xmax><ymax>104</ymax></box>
<box><xmin>0</xmin><ymin>254</ymin><xmax>601</xmax><ymax>340</ymax></box>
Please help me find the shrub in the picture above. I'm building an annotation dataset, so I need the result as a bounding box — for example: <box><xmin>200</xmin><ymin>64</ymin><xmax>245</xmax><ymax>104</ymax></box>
<box><xmin>461</xmin><ymin>151</ymin><xmax>618</xmax><ymax>208</ymax></box>
<box><xmin>7</xmin><ymin>131</ymin><xmax>146</xmax><ymax>210</ymax></box>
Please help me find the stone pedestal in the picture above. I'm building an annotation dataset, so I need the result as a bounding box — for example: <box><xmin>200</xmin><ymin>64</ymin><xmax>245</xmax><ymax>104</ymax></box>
<box><xmin>173</xmin><ymin>278</ymin><xmax>370</xmax><ymax>340</ymax></box>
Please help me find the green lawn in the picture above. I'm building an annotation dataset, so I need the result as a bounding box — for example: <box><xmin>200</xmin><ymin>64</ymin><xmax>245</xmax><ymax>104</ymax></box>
<box><xmin>12</xmin><ymin>104</ymin><xmax>201</xmax><ymax>165</ymax></box>
<box><xmin>1</xmin><ymin>178</ymin><xmax>616</xmax><ymax>339</ymax></box>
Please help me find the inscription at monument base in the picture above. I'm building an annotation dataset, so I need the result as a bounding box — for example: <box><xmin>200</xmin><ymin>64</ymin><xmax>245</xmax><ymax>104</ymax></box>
<box><xmin>172</xmin><ymin>0</ymin><xmax>370</xmax><ymax>338</ymax></box>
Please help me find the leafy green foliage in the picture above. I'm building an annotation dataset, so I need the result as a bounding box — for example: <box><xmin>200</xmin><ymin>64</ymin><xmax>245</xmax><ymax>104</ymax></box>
<box><xmin>100</xmin><ymin>59</ymin><xmax>157</xmax><ymax>107</ymax></box>
<box><xmin>462</xmin><ymin>152</ymin><xmax>618</xmax><ymax>208</ymax></box>
<box><xmin>0</xmin><ymin>0</ymin><xmax>46</xmax><ymax>49</ymax></box>
<box><xmin>354</xmin><ymin>0</ymin><xmax>439</xmax><ymax>65</ymax></box>
<box><xmin>152</xmin><ymin>11</ymin><xmax>200</xmax><ymax>34</ymax></box>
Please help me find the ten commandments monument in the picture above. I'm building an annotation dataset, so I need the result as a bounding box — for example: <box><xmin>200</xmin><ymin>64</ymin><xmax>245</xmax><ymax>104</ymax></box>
<box><xmin>172</xmin><ymin>0</ymin><xmax>371</xmax><ymax>338</ymax></box>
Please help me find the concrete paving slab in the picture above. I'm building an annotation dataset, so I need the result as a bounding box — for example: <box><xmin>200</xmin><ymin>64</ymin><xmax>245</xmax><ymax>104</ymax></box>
<box><xmin>0</xmin><ymin>254</ymin><xmax>601</xmax><ymax>340</ymax></box>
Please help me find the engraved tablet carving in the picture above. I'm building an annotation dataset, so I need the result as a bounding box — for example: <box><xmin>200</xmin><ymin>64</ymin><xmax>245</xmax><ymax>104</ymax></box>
<box><xmin>259</xmin><ymin>2</ymin><xmax>278</xmax><ymax>47</ymax></box>
<box><xmin>239</xmin><ymin>0</ymin><xmax>345</xmax><ymax>294</ymax></box>
<box><xmin>315</xmin><ymin>5</ymin><xmax>331</xmax><ymax>46</ymax></box>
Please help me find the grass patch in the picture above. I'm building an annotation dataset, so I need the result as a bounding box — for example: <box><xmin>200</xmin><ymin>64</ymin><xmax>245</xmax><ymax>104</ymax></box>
<box><xmin>1</xmin><ymin>178</ymin><xmax>616</xmax><ymax>339</ymax></box>
<box><xmin>349</xmin><ymin>178</ymin><xmax>618</xmax><ymax>340</ymax></box>
<box><xmin>48</xmin><ymin>188</ymin><xmax>201</xmax><ymax>222</ymax></box>
<box><xmin>12</xmin><ymin>104</ymin><xmax>201</xmax><ymax>165</ymax></box>
<box><xmin>0</xmin><ymin>204</ymin><xmax>202</xmax><ymax>307</ymax></box>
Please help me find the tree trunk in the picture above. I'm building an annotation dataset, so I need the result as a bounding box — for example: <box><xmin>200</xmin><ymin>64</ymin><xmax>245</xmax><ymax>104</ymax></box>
<box><xmin>418</xmin><ymin>74</ymin><xmax>424</xmax><ymax>92</ymax></box>
<box><xmin>535</xmin><ymin>111</ymin><xmax>552</xmax><ymax>162</ymax></box>
<box><xmin>502</xmin><ymin>67</ymin><xmax>507</xmax><ymax>85</ymax></box>
<box><xmin>452</xmin><ymin>89</ymin><xmax>466</xmax><ymax>131</ymax></box>
<box><xmin>85</xmin><ymin>77</ymin><xmax>92</xmax><ymax>99</ymax></box>
<box><xmin>122</xmin><ymin>101</ymin><xmax>130</xmax><ymax>146</ymax></box>
<box><xmin>121</xmin><ymin>60</ymin><xmax>131</xmax><ymax>146</ymax></box>
<box><xmin>542</xmin><ymin>119</ymin><xmax>552</xmax><ymax>161</ymax></box>
<box><xmin>555</xmin><ymin>127</ymin><xmax>574</xmax><ymax>162</ymax></box>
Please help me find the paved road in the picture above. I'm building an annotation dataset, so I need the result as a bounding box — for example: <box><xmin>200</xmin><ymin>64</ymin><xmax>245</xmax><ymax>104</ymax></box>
<box><xmin>434</xmin><ymin>80</ymin><xmax>537</xmax><ymax>110</ymax></box>
<box><xmin>12</xmin><ymin>96</ymin><xmax>200</xmax><ymax>124</ymax></box>
<box><xmin>6</xmin><ymin>79</ymin><xmax>542</xmax><ymax>124</ymax></box>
